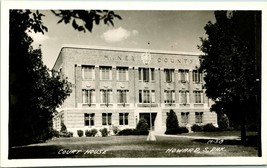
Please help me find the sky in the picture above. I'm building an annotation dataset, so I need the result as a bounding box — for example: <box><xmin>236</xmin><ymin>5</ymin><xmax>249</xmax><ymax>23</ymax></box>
<box><xmin>29</xmin><ymin>10</ymin><xmax>216</xmax><ymax>69</ymax></box>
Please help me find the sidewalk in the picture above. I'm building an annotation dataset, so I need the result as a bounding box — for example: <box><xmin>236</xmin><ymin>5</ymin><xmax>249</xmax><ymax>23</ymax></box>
<box><xmin>155</xmin><ymin>133</ymin><xmax>240</xmax><ymax>140</ymax></box>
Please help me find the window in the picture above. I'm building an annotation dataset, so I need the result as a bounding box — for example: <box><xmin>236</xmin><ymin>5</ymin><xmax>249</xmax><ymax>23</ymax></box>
<box><xmin>164</xmin><ymin>90</ymin><xmax>175</xmax><ymax>104</ymax></box>
<box><xmin>181</xmin><ymin>112</ymin><xmax>189</xmax><ymax>124</ymax></box>
<box><xmin>179</xmin><ymin>90</ymin><xmax>189</xmax><ymax>104</ymax></box>
<box><xmin>82</xmin><ymin>89</ymin><xmax>96</xmax><ymax>104</ymax></box>
<box><xmin>138</xmin><ymin>68</ymin><xmax>155</xmax><ymax>82</ymax></box>
<box><xmin>119</xmin><ymin>113</ymin><xmax>129</xmax><ymax>125</ymax></box>
<box><xmin>193</xmin><ymin>70</ymin><xmax>202</xmax><ymax>83</ymax></box>
<box><xmin>195</xmin><ymin>112</ymin><xmax>203</xmax><ymax>123</ymax></box>
<box><xmin>139</xmin><ymin>90</ymin><xmax>155</xmax><ymax>103</ymax></box>
<box><xmin>194</xmin><ymin>91</ymin><xmax>203</xmax><ymax>103</ymax></box>
<box><xmin>82</xmin><ymin>66</ymin><xmax>95</xmax><ymax>80</ymax></box>
<box><xmin>164</xmin><ymin>69</ymin><xmax>174</xmax><ymax>83</ymax></box>
<box><xmin>117</xmin><ymin>67</ymin><xmax>129</xmax><ymax>81</ymax></box>
<box><xmin>117</xmin><ymin>90</ymin><xmax>129</xmax><ymax>103</ymax></box>
<box><xmin>100</xmin><ymin>89</ymin><xmax>113</xmax><ymax>104</ymax></box>
<box><xmin>100</xmin><ymin>66</ymin><xmax>112</xmax><ymax>80</ymax></box>
<box><xmin>102</xmin><ymin>113</ymin><xmax>112</xmax><ymax>125</ymax></box>
<box><xmin>179</xmin><ymin>69</ymin><xmax>189</xmax><ymax>82</ymax></box>
<box><xmin>84</xmin><ymin>113</ymin><xmax>95</xmax><ymax>126</ymax></box>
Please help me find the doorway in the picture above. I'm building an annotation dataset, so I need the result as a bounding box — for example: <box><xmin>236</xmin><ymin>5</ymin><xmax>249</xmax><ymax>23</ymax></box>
<box><xmin>139</xmin><ymin>113</ymin><xmax>157</xmax><ymax>130</ymax></box>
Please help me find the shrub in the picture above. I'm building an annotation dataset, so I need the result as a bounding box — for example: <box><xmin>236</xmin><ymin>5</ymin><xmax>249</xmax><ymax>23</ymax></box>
<box><xmin>117</xmin><ymin>129</ymin><xmax>134</xmax><ymax>136</ymax></box>
<box><xmin>60</xmin><ymin>122</ymin><xmax>67</xmax><ymax>133</ymax></box>
<box><xmin>59</xmin><ymin>131</ymin><xmax>73</xmax><ymax>137</ymax></box>
<box><xmin>77</xmin><ymin>130</ymin><xmax>84</xmax><ymax>137</ymax></box>
<box><xmin>51</xmin><ymin>129</ymin><xmax>60</xmax><ymax>138</ymax></box>
<box><xmin>136</xmin><ymin>118</ymin><xmax>149</xmax><ymax>135</ymax></box>
<box><xmin>203</xmin><ymin>123</ymin><xmax>217</xmax><ymax>132</ymax></box>
<box><xmin>85</xmin><ymin>130</ymin><xmax>93</xmax><ymax>137</ymax></box>
<box><xmin>165</xmin><ymin>109</ymin><xmax>179</xmax><ymax>135</ymax></box>
<box><xmin>112</xmin><ymin>126</ymin><xmax>120</xmax><ymax>135</ymax></box>
<box><xmin>218</xmin><ymin>114</ymin><xmax>230</xmax><ymax>131</ymax></box>
<box><xmin>100</xmin><ymin>128</ymin><xmax>109</xmax><ymax>137</ymax></box>
<box><xmin>177</xmin><ymin>127</ymin><xmax>189</xmax><ymax>134</ymax></box>
<box><xmin>191</xmin><ymin>124</ymin><xmax>203</xmax><ymax>132</ymax></box>
<box><xmin>91</xmin><ymin>129</ymin><xmax>98</xmax><ymax>137</ymax></box>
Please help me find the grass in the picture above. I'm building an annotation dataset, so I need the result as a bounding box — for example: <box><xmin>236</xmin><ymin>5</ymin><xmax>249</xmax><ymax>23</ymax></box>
<box><xmin>9</xmin><ymin>133</ymin><xmax>258</xmax><ymax>159</ymax></box>
<box><xmin>180</xmin><ymin>131</ymin><xmax>257</xmax><ymax>138</ymax></box>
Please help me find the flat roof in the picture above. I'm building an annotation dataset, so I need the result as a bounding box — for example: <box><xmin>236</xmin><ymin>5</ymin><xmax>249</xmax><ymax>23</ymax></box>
<box><xmin>60</xmin><ymin>44</ymin><xmax>202</xmax><ymax>56</ymax></box>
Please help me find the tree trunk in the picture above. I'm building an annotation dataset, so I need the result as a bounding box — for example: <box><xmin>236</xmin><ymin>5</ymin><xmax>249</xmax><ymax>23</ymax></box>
<box><xmin>240</xmin><ymin>124</ymin><xmax>246</xmax><ymax>145</ymax></box>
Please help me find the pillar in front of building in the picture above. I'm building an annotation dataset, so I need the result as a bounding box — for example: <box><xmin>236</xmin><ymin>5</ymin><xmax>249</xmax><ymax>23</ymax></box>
<box><xmin>129</xmin><ymin>67</ymin><xmax>135</xmax><ymax>107</ymax></box>
<box><xmin>112</xmin><ymin>66</ymin><xmax>117</xmax><ymax>105</ymax></box>
<box><xmin>160</xmin><ymin>68</ymin><xmax>164</xmax><ymax>107</ymax></box>
<box><xmin>95</xmin><ymin>65</ymin><xmax>100</xmax><ymax>105</ymax></box>
<box><xmin>75</xmin><ymin>64</ymin><xmax>82</xmax><ymax>107</ymax></box>
<box><xmin>189</xmin><ymin>70</ymin><xmax>194</xmax><ymax>106</ymax></box>
<box><xmin>154</xmin><ymin>68</ymin><xmax>160</xmax><ymax>105</ymax></box>
<box><xmin>134</xmin><ymin>67</ymin><xmax>139</xmax><ymax>107</ymax></box>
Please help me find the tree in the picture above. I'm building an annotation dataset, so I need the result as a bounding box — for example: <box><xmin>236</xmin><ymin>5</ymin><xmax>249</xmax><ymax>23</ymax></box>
<box><xmin>9</xmin><ymin>10</ymin><xmax>121</xmax><ymax>147</ymax></box>
<box><xmin>198</xmin><ymin>11</ymin><xmax>261</xmax><ymax>146</ymax></box>
<box><xmin>135</xmin><ymin>118</ymin><xmax>149</xmax><ymax>135</ymax></box>
<box><xmin>165</xmin><ymin>109</ymin><xmax>179</xmax><ymax>134</ymax></box>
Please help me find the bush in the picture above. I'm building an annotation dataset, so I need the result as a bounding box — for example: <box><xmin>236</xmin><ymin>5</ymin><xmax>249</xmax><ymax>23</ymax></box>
<box><xmin>177</xmin><ymin>127</ymin><xmax>189</xmax><ymax>134</ymax></box>
<box><xmin>117</xmin><ymin>129</ymin><xmax>135</xmax><ymax>136</ymax></box>
<box><xmin>100</xmin><ymin>128</ymin><xmax>109</xmax><ymax>137</ymax></box>
<box><xmin>112</xmin><ymin>126</ymin><xmax>120</xmax><ymax>135</ymax></box>
<box><xmin>91</xmin><ymin>129</ymin><xmax>98</xmax><ymax>136</ymax></box>
<box><xmin>203</xmin><ymin>123</ymin><xmax>217</xmax><ymax>132</ymax></box>
<box><xmin>136</xmin><ymin>118</ymin><xmax>149</xmax><ymax>135</ymax></box>
<box><xmin>85</xmin><ymin>130</ymin><xmax>93</xmax><ymax>137</ymax></box>
<box><xmin>59</xmin><ymin>131</ymin><xmax>73</xmax><ymax>137</ymax></box>
<box><xmin>191</xmin><ymin>124</ymin><xmax>203</xmax><ymax>132</ymax></box>
<box><xmin>77</xmin><ymin>130</ymin><xmax>84</xmax><ymax>137</ymax></box>
<box><xmin>51</xmin><ymin>129</ymin><xmax>60</xmax><ymax>138</ymax></box>
<box><xmin>218</xmin><ymin>114</ymin><xmax>230</xmax><ymax>131</ymax></box>
<box><xmin>60</xmin><ymin>122</ymin><xmax>67</xmax><ymax>132</ymax></box>
<box><xmin>165</xmin><ymin>109</ymin><xmax>179</xmax><ymax>135</ymax></box>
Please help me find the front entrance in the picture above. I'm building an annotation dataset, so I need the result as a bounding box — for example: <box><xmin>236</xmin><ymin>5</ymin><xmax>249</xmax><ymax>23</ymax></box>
<box><xmin>139</xmin><ymin>113</ymin><xmax>157</xmax><ymax>130</ymax></box>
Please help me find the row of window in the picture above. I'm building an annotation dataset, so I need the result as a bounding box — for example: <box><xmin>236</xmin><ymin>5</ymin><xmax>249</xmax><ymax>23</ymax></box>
<box><xmin>84</xmin><ymin>112</ymin><xmax>204</xmax><ymax>126</ymax></box>
<box><xmin>84</xmin><ymin>113</ymin><xmax>128</xmax><ymax>126</ymax></box>
<box><xmin>82</xmin><ymin>66</ymin><xmax>203</xmax><ymax>83</ymax></box>
<box><xmin>82</xmin><ymin>89</ymin><xmax>204</xmax><ymax>104</ymax></box>
<box><xmin>180</xmin><ymin>112</ymin><xmax>203</xmax><ymax>124</ymax></box>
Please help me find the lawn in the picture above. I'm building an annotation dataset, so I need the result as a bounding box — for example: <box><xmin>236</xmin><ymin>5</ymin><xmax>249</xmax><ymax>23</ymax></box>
<box><xmin>9</xmin><ymin>134</ymin><xmax>258</xmax><ymax>159</ymax></box>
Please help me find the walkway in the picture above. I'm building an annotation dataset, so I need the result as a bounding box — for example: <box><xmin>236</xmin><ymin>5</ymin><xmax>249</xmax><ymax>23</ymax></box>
<box><xmin>155</xmin><ymin>134</ymin><xmax>240</xmax><ymax>140</ymax></box>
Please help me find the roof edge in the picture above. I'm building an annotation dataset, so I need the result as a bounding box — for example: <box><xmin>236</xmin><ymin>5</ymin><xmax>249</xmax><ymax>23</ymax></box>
<box><xmin>60</xmin><ymin>44</ymin><xmax>203</xmax><ymax>56</ymax></box>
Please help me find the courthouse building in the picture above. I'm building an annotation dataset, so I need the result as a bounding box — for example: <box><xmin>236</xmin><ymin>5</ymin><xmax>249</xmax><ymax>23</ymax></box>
<box><xmin>52</xmin><ymin>45</ymin><xmax>217</xmax><ymax>136</ymax></box>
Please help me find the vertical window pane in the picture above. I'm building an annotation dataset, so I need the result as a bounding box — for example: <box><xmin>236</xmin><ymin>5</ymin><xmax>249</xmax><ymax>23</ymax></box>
<box><xmin>138</xmin><ymin>68</ymin><xmax>142</xmax><ymax>80</ymax></box>
<box><xmin>108</xmin><ymin>113</ymin><xmax>112</xmax><ymax>125</ymax></box>
<box><xmin>102</xmin><ymin>113</ymin><xmax>107</xmax><ymax>125</ymax></box>
<box><xmin>82</xmin><ymin>89</ymin><xmax>88</xmax><ymax>103</ymax></box>
<box><xmin>151</xmin><ymin>68</ymin><xmax>155</xmax><ymax>80</ymax></box>
<box><xmin>125</xmin><ymin>113</ymin><xmax>129</xmax><ymax>125</ymax></box>
<box><xmin>119</xmin><ymin>113</ymin><xmax>123</xmax><ymax>125</ymax></box>
<box><xmin>139</xmin><ymin>90</ymin><xmax>142</xmax><ymax>103</ymax></box>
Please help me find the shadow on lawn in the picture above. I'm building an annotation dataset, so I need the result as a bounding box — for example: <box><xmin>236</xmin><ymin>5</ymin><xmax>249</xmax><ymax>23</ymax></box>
<box><xmin>9</xmin><ymin>145</ymin><xmax>64</xmax><ymax>159</ymax></box>
<box><xmin>192</xmin><ymin>135</ymin><xmax>258</xmax><ymax>147</ymax></box>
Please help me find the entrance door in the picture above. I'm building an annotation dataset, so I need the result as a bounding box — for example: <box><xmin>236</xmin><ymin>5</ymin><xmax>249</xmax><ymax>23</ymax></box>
<box><xmin>139</xmin><ymin>113</ymin><xmax>157</xmax><ymax>130</ymax></box>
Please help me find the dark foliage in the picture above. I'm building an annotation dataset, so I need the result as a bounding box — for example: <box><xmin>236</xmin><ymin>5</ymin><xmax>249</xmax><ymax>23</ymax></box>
<box><xmin>165</xmin><ymin>109</ymin><xmax>179</xmax><ymax>134</ymax></box>
<box><xmin>218</xmin><ymin>114</ymin><xmax>230</xmax><ymax>131</ymax></box>
<box><xmin>9</xmin><ymin>9</ymin><xmax>121</xmax><ymax>147</ymax></box>
<box><xmin>202</xmin><ymin>123</ymin><xmax>217</xmax><ymax>132</ymax></box>
<box><xmin>117</xmin><ymin>129</ymin><xmax>135</xmax><ymax>136</ymax></box>
<box><xmin>77</xmin><ymin>130</ymin><xmax>84</xmax><ymax>137</ymax></box>
<box><xmin>191</xmin><ymin>124</ymin><xmax>203</xmax><ymax>132</ymax></box>
<box><xmin>135</xmin><ymin>118</ymin><xmax>149</xmax><ymax>135</ymax></box>
<box><xmin>51</xmin><ymin>10</ymin><xmax>122</xmax><ymax>32</ymax></box>
<box><xmin>177</xmin><ymin>127</ymin><xmax>189</xmax><ymax>134</ymax></box>
<box><xmin>85</xmin><ymin>129</ymin><xmax>98</xmax><ymax>137</ymax></box>
<box><xmin>100</xmin><ymin>128</ymin><xmax>109</xmax><ymax>137</ymax></box>
<box><xmin>198</xmin><ymin>11</ymin><xmax>261</xmax><ymax>143</ymax></box>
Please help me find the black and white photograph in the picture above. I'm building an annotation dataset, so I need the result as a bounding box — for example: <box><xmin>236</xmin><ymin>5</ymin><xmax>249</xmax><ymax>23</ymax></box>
<box><xmin>1</xmin><ymin>1</ymin><xmax>266</xmax><ymax>167</ymax></box>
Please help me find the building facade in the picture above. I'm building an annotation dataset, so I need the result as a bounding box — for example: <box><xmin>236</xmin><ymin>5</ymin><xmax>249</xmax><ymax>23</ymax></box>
<box><xmin>52</xmin><ymin>45</ymin><xmax>217</xmax><ymax>136</ymax></box>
